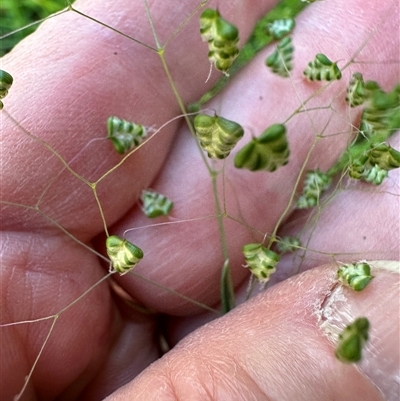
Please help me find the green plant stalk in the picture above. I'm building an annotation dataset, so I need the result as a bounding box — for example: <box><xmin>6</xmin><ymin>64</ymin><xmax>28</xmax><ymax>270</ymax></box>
<box><xmin>69</xmin><ymin>5</ymin><xmax>156</xmax><ymax>51</ymax></box>
<box><xmin>211</xmin><ymin>173</ymin><xmax>235</xmax><ymax>313</ymax></box>
<box><xmin>157</xmin><ymin>41</ymin><xmax>234</xmax><ymax>312</ymax></box>
<box><xmin>188</xmin><ymin>0</ymin><xmax>309</xmax><ymax>111</ymax></box>
<box><xmin>221</xmin><ymin>259</ymin><xmax>235</xmax><ymax>313</ymax></box>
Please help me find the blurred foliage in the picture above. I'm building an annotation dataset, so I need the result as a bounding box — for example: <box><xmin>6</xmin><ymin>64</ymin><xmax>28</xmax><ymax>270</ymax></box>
<box><xmin>0</xmin><ymin>0</ymin><xmax>68</xmax><ymax>57</ymax></box>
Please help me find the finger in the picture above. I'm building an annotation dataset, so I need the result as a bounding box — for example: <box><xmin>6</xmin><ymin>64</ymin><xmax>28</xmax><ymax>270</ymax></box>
<box><xmin>107</xmin><ymin>0</ymin><xmax>400</xmax><ymax>313</ymax></box>
<box><xmin>0</xmin><ymin>1</ymin><xmax>279</xmax><ymax>397</ymax></box>
<box><xmin>0</xmin><ymin>233</ymin><xmax>113</xmax><ymax>400</ymax></box>
<box><xmin>1</xmin><ymin>0</ymin><xmax>274</xmax><ymax>238</ymax></box>
<box><xmin>0</xmin><ymin>230</ymin><xmax>161</xmax><ymax>400</ymax></box>
<box><xmin>105</xmin><ymin>261</ymin><xmax>400</xmax><ymax>401</ymax></box>
<box><xmin>77</xmin><ymin>307</ymin><xmax>160</xmax><ymax>400</ymax></box>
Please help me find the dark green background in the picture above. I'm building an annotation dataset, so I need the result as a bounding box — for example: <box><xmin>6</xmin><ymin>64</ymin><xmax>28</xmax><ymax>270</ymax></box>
<box><xmin>1</xmin><ymin>0</ymin><xmax>68</xmax><ymax>56</ymax></box>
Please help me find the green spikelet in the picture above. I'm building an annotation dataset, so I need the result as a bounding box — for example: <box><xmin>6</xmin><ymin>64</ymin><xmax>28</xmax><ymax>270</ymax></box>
<box><xmin>297</xmin><ymin>169</ymin><xmax>331</xmax><ymax>208</ymax></box>
<box><xmin>303</xmin><ymin>53</ymin><xmax>342</xmax><ymax>81</ymax></box>
<box><xmin>242</xmin><ymin>243</ymin><xmax>279</xmax><ymax>284</ymax></box>
<box><xmin>265</xmin><ymin>18</ymin><xmax>295</xmax><ymax>39</ymax></box>
<box><xmin>194</xmin><ymin>114</ymin><xmax>244</xmax><ymax>159</ymax></box>
<box><xmin>357</xmin><ymin>82</ymin><xmax>400</xmax><ymax>139</ymax></box>
<box><xmin>107</xmin><ymin>116</ymin><xmax>147</xmax><ymax>154</ymax></box>
<box><xmin>265</xmin><ymin>36</ymin><xmax>294</xmax><ymax>77</ymax></box>
<box><xmin>362</xmin><ymin>164</ymin><xmax>388</xmax><ymax>185</ymax></box>
<box><xmin>277</xmin><ymin>236</ymin><xmax>301</xmax><ymax>254</ymax></box>
<box><xmin>335</xmin><ymin>317</ymin><xmax>370</xmax><ymax>363</ymax></box>
<box><xmin>348</xmin><ymin>142</ymin><xmax>399</xmax><ymax>185</ymax></box>
<box><xmin>199</xmin><ymin>8</ymin><xmax>239</xmax><ymax>73</ymax></box>
<box><xmin>106</xmin><ymin>235</ymin><xmax>144</xmax><ymax>275</ymax></box>
<box><xmin>337</xmin><ymin>262</ymin><xmax>374</xmax><ymax>291</ymax></box>
<box><xmin>368</xmin><ymin>142</ymin><xmax>400</xmax><ymax>170</ymax></box>
<box><xmin>234</xmin><ymin>123</ymin><xmax>289</xmax><ymax>171</ymax></box>
<box><xmin>140</xmin><ymin>190</ymin><xmax>173</xmax><ymax>218</ymax></box>
<box><xmin>0</xmin><ymin>70</ymin><xmax>13</xmax><ymax>110</ymax></box>
<box><xmin>348</xmin><ymin>153</ymin><xmax>369</xmax><ymax>180</ymax></box>
<box><xmin>348</xmin><ymin>155</ymin><xmax>389</xmax><ymax>186</ymax></box>
<box><xmin>345</xmin><ymin>72</ymin><xmax>366</xmax><ymax>107</ymax></box>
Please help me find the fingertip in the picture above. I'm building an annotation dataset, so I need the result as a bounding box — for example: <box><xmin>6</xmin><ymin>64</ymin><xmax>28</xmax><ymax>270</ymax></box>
<box><xmin>318</xmin><ymin>261</ymin><xmax>400</xmax><ymax>400</ymax></box>
<box><xmin>107</xmin><ymin>262</ymin><xmax>398</xmax><ymax>400</ymax></box>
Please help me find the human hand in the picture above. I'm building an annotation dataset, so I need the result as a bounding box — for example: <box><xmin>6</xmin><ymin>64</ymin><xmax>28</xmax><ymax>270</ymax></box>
<box><xmin>1</xmin><ymin>0</ymin><xmax>399</xmax><ymax>400</ymax></box>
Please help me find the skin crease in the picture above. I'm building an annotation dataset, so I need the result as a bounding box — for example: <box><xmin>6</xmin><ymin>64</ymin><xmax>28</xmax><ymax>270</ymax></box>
<box><xmin>0</xmin><ymin>1</ymin><xmax>399</xmax><ymax>401</ymax></box>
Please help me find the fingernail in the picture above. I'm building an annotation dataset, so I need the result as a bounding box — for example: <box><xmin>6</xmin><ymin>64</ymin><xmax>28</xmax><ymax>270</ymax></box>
<box><xmin>317</xmin><ymin>260</ymin><xmax>400</xmax><ymax>400</ymax></box>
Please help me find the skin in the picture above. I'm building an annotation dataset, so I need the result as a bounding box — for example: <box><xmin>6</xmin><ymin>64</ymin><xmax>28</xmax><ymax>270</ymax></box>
<box><xmin>1</xmin><ymin>0</ymin><xmax>399</xmax><ymax>400</ymax></box>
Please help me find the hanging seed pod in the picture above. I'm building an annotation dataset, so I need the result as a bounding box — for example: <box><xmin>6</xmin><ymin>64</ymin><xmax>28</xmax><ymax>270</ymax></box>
<box><xmin>303</xmin><ymin>53</ymin><xmax>342</xmax><ymax>81</ymax></box>
<box><xmin>107</xmin><ymin>116</ymin><xmax>147</xmax><ymax>154</ymax></box>
<box><xmin>265</xmin><ymin>18</ymin><xmax>295</xmax><ymax>40</ymax></box>
<box><xmin>348</xmin><ymin>153</ymin><xmax>389</xmax><ymax>186</ymax></box>
<box><xmin>234</xmin><ymin>123</ymin><xmax>289</xmax><ymax>171</ymax></box>
<box><xmin>199</xmin><ymin>8</ymin><xmax>239</xmax><ymax>73</ymax></box>
<box><xmin>194</xmin><ymin>114</ymin><xmax>244</xmax><ymax>159</ymax></box>
<box><xmin>348</xmin><ymin>153</ymin><xmax>369</xmax><ymax>180</ymax></box>
<box><xmin>296</xmin><ymin>169</ymin><xmax>332</xmax><ymax>208</ymax></box>
<box><xmin>357</xmin><ymin>81</ymin><xmax>400</xmax><ymax>142</ymax></box>
<box><xmin>356</xmin><ymin>81</ymin><xmax>400</xmax><ymax>139</ymax></box>
<box><xmin>0</xmin><ymin>70</ymin><xmax>13</xmax><ymax>110</ymax></box>
<box><xmin>335</xmin><ymin>317</ymin><xmax>370</xmax><ymax>363</ymax></box>
<box><xmin>362</xmin><ymin>164</ymin><xmax>388</xmax><ymax>185</ymax></box>
<box><xmin>276</xmin><ymin>236</ymin><xmax>301</xmax><ymax>254</ymax></box>
<box><xmin>242</xmin><ymin>243</ymin><xmax>279</xmax><ymax>284</ymax></box>
<box><xmin>140</xmin><ymin>189</ymin><xmax>173</xmax><ymax>218</ymax></box>
<box><xmin>337</xmin><ymin>262</ymin><xmax>374</xmax><ymax>291</ymax></box>
<box><xmin>345</xmin><ymin>72</ymin><xmax>366</xmax><ymax>107</ymax></box>
<box><xmin>106</xmin><ymin>235</ymin><xmax>144</xmax><ymax>275</ymax></box>
<box><xmin>265</xmin><ymin>36</ymin><xmax>294</xmax><ymax>77</ymax></box>
<box><xmin>368</xmin><ymin>143</ymin><xmax>400</xmax><ymax>171</ymax></box>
